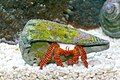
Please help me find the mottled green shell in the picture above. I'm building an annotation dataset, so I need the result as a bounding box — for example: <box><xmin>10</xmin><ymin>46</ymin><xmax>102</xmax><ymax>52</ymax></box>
<box><xmin>19</xmin><ymin>19</ymin><xmax>109</xmax><ymax>65</ymax></box>
<box><xmin>23</xmin><ymin>19</ymin><xmax>108</xmax><ymax>46</ymax></box>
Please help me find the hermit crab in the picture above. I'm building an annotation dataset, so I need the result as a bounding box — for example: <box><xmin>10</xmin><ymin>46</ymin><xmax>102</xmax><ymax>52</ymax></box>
<box><xmin>19</xmin><ymin>19</ymin><xmax>109</xmax><ymax>69</ymax></box>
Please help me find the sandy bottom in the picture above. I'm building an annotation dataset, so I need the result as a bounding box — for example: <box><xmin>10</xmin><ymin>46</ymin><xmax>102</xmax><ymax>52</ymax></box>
<box><xmin>0</xmin><ymin>28</ymin><xmax>120</xmax><ymax>80</ymax></box>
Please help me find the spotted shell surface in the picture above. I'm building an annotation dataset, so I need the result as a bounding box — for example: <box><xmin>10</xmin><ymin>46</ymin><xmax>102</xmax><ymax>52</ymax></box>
<box><xmin>100</xmin><ymin>0</ymin><xmax>120</xmax><ymax>38</ymax></box>
<box><xmin>19</xmin><ymin>19</ymin><xmax>109</xmax><ymax>65</ymax></box>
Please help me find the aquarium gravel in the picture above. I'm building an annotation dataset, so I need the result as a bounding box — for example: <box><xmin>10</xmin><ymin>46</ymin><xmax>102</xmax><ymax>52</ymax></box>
<box><xmin>0</xmin><ymin>28</ymin><xmax>120</xmax><ymax>80</ymax></box>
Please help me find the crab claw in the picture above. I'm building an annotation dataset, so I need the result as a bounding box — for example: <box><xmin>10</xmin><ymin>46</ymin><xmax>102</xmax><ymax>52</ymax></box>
<box><xmin>66</xmin><ymin>45</ymin><xmax>88</xmax><ymax>68</ymax></box>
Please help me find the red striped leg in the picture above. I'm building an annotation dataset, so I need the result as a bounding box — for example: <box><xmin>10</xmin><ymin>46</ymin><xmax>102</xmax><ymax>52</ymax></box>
<box><xmin>39</xmin><ymin>42</ymin><xmax>58</xmax><ymax>69</ymax></box>
<box><xmin>53</xmin><ymin>48</ymin><xmax>64</xmax><ymax>67</ymax></box>
<box><xmin>77</xmin><ymin>45</ymin><xmax>88</xmax><ymax>68</ymax></box>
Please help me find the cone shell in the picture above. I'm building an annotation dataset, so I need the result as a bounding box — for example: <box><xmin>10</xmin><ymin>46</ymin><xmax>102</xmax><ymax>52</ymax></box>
<box><xmin>19</xmin><ymin>19</ymin><xmax>109</xmax><ymax>65</ymax></box>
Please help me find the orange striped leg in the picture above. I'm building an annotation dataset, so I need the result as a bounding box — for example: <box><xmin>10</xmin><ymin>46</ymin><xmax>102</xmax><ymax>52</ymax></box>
<box><xmin>39</xmin><ymin>42</ymin><xmax>59</xmax><ymax>69</ymax></box>
<box><xmin>54</xmin><ymin>48</ymin><xmax>64</xmax><ymax>67</ymax></box>
<box><xmin>77</xmin><ymin>45</ymin><xmax>88</xmax><ymax>68</ymax></box>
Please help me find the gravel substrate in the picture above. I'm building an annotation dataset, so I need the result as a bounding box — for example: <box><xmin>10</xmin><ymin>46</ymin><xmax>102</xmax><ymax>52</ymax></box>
<box><xmin>0</xmin><ymin>28</ymin><xmax>120</xmax><ymax>80</ymax></box>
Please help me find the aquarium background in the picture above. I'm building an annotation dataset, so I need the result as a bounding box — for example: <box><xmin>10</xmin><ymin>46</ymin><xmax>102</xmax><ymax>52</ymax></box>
<box><xmin>0</xmin><ymin>0</ymin><xmax>106</xmax><ymax>42</ymax></box>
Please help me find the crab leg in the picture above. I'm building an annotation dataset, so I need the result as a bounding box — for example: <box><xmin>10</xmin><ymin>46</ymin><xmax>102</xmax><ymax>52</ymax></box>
<box><xmin>39</xmin><ymin>42</ymin><xmax>65</xmax><ymax>69</ymax></box>
<box><xmin>77</xmin><ymin>45</ymin><xmax>88</xmax><ymax>68</ymax></box>
<box><xmin>53</xmin><ymin>48</ymin><xmax>64</xmax><ymax>67</ymax></box>
<box><xmin>39</xmin><ymin>43</ymin><xmax>57</xmax><ymax>69</ymax></box>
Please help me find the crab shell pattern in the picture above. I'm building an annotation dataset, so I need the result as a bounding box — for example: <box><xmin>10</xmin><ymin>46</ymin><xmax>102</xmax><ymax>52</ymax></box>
<box><xmin>19</xmin><ymin>19</ymin><xmax>109</xmax><ymax>68</ymax></box>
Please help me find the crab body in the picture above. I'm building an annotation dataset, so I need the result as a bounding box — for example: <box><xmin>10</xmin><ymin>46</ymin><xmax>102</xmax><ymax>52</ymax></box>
<box><xmin>19</xmin><ymin>19</ymin><xmax>109</xmax><ymax>69</ymax></box>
